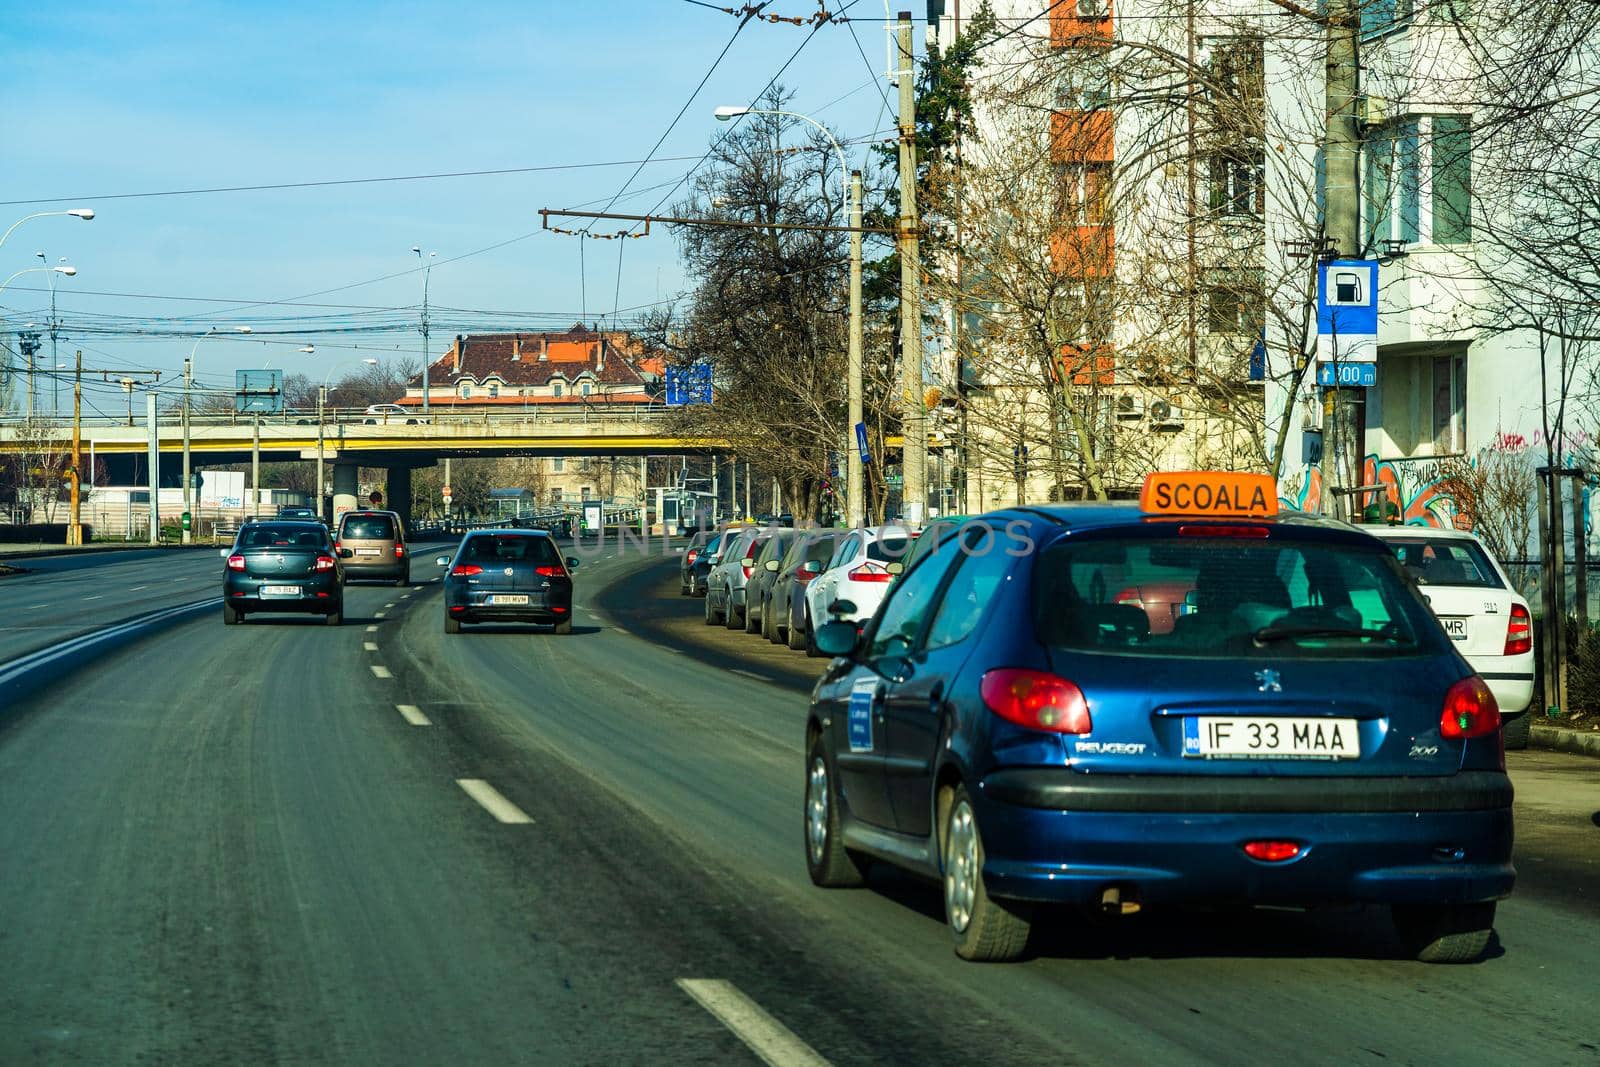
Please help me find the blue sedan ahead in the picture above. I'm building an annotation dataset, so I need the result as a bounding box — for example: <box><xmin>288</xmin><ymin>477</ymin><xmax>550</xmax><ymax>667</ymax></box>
<box><xmin>804</xmin><ymin>472</ymin><xmax>1513</xmax><ymax>963</ymax></box>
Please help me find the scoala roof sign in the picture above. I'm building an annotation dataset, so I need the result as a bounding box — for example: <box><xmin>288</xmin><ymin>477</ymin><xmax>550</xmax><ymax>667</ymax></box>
<box><xmin>1139</xmin><ymin>472</ymin><xmax>1279</xmax><ymax>518</ymax></box>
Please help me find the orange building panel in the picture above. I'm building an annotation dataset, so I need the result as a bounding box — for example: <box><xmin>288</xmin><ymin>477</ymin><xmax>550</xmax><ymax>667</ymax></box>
<box><xmin>1050</xmin><ymin>225</ymin><xmax>1116</xmax><ymax>277</ymax></box>
<box><xmin>1060</xmin><ymin>343</ymin><xmax>1116</xmax><ymax>387</ymax></box>
<box><xmin>1050</xmin><ymin>110</ymin><xmax>1114</xmax><ymax>164</ymax></box>
<box><xmin>1050</xmin><ymin>1</ymin><xmax>1114</xmax><ymax>49</ymax></box>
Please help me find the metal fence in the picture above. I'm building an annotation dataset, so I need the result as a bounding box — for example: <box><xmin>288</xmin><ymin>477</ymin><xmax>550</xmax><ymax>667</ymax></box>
<box><xmin>1500</xmin><ymin>560</ymin><xmax>1600</xmax><ymax>620</ymax></box>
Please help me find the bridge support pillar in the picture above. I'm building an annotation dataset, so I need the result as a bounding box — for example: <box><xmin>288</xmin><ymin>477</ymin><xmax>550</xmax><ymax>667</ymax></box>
<box><xmin>386</xmin><ymin>465</ymin><xmax>413</xmax><ymax>530</ymax></box>
<box><xmin>332</xmin><ymin>462</ymin><xmax>359</xmax><ymax>525</ymax></box>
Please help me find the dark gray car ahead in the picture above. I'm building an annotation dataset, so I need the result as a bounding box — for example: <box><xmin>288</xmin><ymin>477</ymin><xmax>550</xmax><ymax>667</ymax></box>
<box><xmin>222</xmin><ymin>520</ymin><xmax>345</xmax><ymax>625</ymax></box>
<box><xmin>438</xmin><ymin>530</ymin><xmax>580</xmax><ymax>634</ymax></box>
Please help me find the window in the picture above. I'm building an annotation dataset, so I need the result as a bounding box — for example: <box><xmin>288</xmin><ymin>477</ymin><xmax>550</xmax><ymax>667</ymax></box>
<box><xmin>1209</xmin><ymin>149</ymin><xmax>1264</xmax><ymax>217</ymax></box>
<box><xmin>552</xmin><ymin>457</ymin><xmax>565</xmax><ymax>473</ymax></box>
<box><xmin>1365</xmin><ymin>120</ymin><xmax>1421</xmax><ymax>245</ymax></box>
<box><xmin>1360</xmin><ymin>0</ymin><xmax>1413</xmax><ymax>39</ymax></box>
<box><xmin>1432</xmin><ymin>116</ymin><xmax>1472</xmax><ymax>244</ymax></box>
<box><xmin>488</xmin><ymin>382</ymin><xmax>500</xmax><ymax>398</ymax></box>
<box><xmin>458</xmin><ymin>382</ymin><xmax>472</xmax><ymax>399</ymax></box>
<box><xmin>581</xmin><ymin>382</ymin><xmax>592</xmax><ymax>397</ymax></box>
<box><xmin>1383</xmin><ymin>536</ymin><xmax>1503</xmax><ymax>589</ymax></box>
<box><xmin>924</xmin><ymin>526</ymin><xmax>1014</xmax><ymax>649</ymax></box>
<box><xmin>1060</xmin><ymin>162</ymin><xmax>1112</xmax><ymax>224</ymax></box>
<box><xmin>1207</xmin><ymin>274</ymin><xmax>1264</xmax><ymax>334</ymax></box>
<box><xmin>1432</xmin><ymin>353</ymin><xmax>1466</xmax><ymax>454</ymax></box>
<box><xmin>553</xmin><ymin>383</ymin><xmax>564</xmax><ymax>397</ymax></box>
<box><xmin>865</xmin><ymin>533</ymin><xmax>967</xmax><ymax>660</ymax></box>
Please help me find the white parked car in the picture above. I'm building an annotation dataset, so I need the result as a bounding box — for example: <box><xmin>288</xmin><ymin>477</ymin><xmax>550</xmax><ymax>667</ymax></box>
<box><xmin>1366</xmin><ymin>525</ymin><xmax>1535</xmax><ymax>748</ymax></box>
<box><xmin>362</xmin><ymin>404</ymin><xmax>431</xmax><ymax>425</ymax></box>
<box><xmin>803</xmin><ymin>525</ymin><xmax>913</xmax><ymax>655</ymax></box>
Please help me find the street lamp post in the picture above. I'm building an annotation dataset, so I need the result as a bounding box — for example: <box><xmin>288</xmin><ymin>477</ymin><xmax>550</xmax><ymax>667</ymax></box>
<box><xmin>318</xmin><ymin>355</ymin><xmax>378</xmax><ymax>520</ymax></box>
<box><xmin>183</xmin><ymin>326</ymin><xmax>252</xmax><ymax>543</ymax></box>
<box><xmin>0</xmin><ymin>208</ymin><xmax>94</xmax><ymax>253</ymax></box>
<box><xmin>0</xmin><ymin>264</ymin><xmax>77</xmax><ymax>420</ymax></box>
<box><xmin>36</xmin><ymin>252</ymin><xmax>71</xmax><ymax>417</ymax></box>
<box><xmin>713</xmin><ymin>105</ymin><xmax>862</xmax><ymax>527</ymax></box>
<box><xmin>413</xmin><ymin>247</ymin><xmax>436</xmax><ymax>412</ymax></box>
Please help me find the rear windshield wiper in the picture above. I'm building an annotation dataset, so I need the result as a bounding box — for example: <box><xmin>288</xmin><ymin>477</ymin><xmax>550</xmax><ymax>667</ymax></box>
<box><xmin>1253</xmin><ymin>624</ymin><xmax>1415</xmax><ymax>646</ymax></box>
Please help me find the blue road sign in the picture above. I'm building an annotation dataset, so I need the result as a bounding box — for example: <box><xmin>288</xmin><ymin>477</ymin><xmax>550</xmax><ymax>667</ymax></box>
<box><xmin>1317</xmin><ymin>259</ymin><xmax>1379</xmax><ymax>366</ymax></box>
<box><xmin>235</xmin><ymin>369</ymin><xmax>284</xmax><ymax>414</ymax></box>
<box><xmin>1316</xmin><ymin>362</ymin><xmax>1377</xmax><ymax>387</ymax></box>
<box><xmin>855</xmin><ymin>422</ymin><xmax>872</xmax><ymax>465</ymax></box>
<box><xmin>665</xmin><ymin>364</ymin><xmax>713</xmax><ymax>405</ymax></box>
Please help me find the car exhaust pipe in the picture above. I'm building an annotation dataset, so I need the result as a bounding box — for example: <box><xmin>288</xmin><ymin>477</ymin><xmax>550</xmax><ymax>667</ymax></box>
<box><xmin>1101</xmin><ymin>886</ymin><xmax>1141</xmax><ymax>916</ymax></box>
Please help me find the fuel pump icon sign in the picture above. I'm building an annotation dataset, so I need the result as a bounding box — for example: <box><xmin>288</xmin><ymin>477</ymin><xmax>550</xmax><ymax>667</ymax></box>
<box><xmin>1333</xmin><ymin>271</ymin><xmax>1363</xmax><ymax>304</ymax></box>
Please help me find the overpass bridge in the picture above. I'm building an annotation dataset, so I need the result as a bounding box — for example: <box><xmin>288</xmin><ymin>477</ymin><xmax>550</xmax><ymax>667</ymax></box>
<box><xmin>0</xmin><ymin>405</ymin><xmax>731</xmax><ymax>525</ymax></box>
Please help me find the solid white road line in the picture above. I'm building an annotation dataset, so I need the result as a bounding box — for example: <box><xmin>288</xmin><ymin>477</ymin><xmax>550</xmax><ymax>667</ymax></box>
<box><xmin>366</xmin><ymin>625</ymin><xmax>378</xmax><ymax>632</ymax></box>
<box><xmin>396</xmin><ymin>703</ymin><xmax>430</xmax><ymax>726</ymax></box>
<box><xmin>370</xmin><ymin>665</ymin><xmax>393</xmax><ymax>679</ymax></box>
<box><xmin>729</xmin><ymin>668</ymin><xmax>769</xmax><ymax>682</ymax></box>
<box><xmin>130</xmin><ymin>585</ymin><xmax>147</xmax><ymax>591</ymax></box>
<box><xmin>363</xmin><ymin>641</ymin><xmax>378</xmax><ymax>652</ymax></box>
<box><xmin>456</xmin><ymin>779</ymin><xmax>532</xmax><ymax>824</ymax></box>
<box><xmin>82</xmin><ymin>595</ymin><xmax>103</xmax><ymax>601</ymax></box>
<box><xmin>611</xmin><ymin>626</ymin><xmax>629</xmax><ymax>634</ymax></box>
<box><xmin>676</xmin><ymin>979</ymin><xmax>831</xmax><ymax>1067</ymax></box>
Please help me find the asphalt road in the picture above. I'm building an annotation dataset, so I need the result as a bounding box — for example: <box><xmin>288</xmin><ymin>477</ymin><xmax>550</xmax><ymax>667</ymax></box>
<box><xmin>1</xmin><ymin>546</ymin><xmax>1597</xmax><ymax>1065</ymax></box>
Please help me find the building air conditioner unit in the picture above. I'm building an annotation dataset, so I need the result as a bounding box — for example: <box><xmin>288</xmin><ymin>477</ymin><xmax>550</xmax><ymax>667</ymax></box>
<box><xmin>1150</xmin><ymin>399</ymin><xmax>1185</xmax><ymax>431</ymax></box>
<box><xmin>1078</xmin><ymin>0</ymin><xmax>1110</xmax><ymax>17</ymax></box>
<box><xmin>1114</xmin><ymin>392</ymin><xmax>1144</xmax><ymax>420</ymax></box>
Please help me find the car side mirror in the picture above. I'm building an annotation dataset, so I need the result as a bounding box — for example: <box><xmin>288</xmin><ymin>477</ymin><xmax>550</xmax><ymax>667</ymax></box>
<box><xmin>877</xmin><ymin>655</ymin><xmax>915</xmax><ymax>684</ymax></box>
<box><xmin>800</xmin><ymin>561</ymin><xmax>820</xmax><ymax>575</ymax></box>
<box><xmin>565</xmin><ymin>556</ymin><xmax>581</xmax><ymax>569</ymax></box>
<box><xmin>814</xmin><ymin>619</ymin><xmax>860</xmax><ymax>657</ymax></box>
<box><xmin>218</xmin><ymin>548</ymin><xmax>230</xmax><ymax>558</ymax></box>
<box><xmin>339</xmin><ymin>548</ymin><xmax>354</xmax><ymax>559</ymax></box>
<box><xmin>765</xmin><ymin>559</ymin><xmax>780</xmax><ymax>572</ymax></box>
<box><xmin>741</xmin><ymin>557</ymin><xmax>755</xmax><ymax>567</ymax></box>
<box><xmin>435</xmin><ymin>555</ymin><xmax>451</xmax><ymax>566</ymax></box>
<box><xmin>886</xmin><ymin>561</ymin><xmax>904</xmax><ymax>576</ymax></box>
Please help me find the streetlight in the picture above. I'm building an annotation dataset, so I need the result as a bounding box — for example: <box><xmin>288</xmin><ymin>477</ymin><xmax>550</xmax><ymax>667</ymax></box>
<box><xmin>0</xmin><ymin>264</ymin><xmax>77</xmax><ymax>419</ymax></box>
<box><xmin>714</xmin><ymin>105</ymin><xmax>863</xmax><ymax>527</ymax></box>
<box><xmin>0</xmin><ymin>208</ymin><xmax>94</xmax><ymax>253</ymax></box>
<box><xmin>37</xmin><ymin>252</ymin><xmax>73</xmax><ymax>417</ymax></box>
<box><xmin>317</xmin><ymin>353</ymin><xmax>377</xmax><ymax>519</ymax></box>
<box><xmin>182</xmin><ymin>325</ymin><xmax>252</xmax><ymax>542</ymax></box>
<box><xmin>412</xmin><ymin>246</ymin><xmax>436</xmax><ymax>412</ymax></box>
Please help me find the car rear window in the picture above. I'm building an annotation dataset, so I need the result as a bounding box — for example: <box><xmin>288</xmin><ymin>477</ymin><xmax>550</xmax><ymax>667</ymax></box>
<box><xmin>867</xmin><ymin>535</ymin><xmax>911</xmax><ymax>561</ymax></box>
<box><xmin>462</xmin><ymin>534</ymin><xmax>560</xmax><ymax>564</ymax></box>
<box><xmin>342</xmin><ymin>515</ymin><xmax>396</xmax><ymax>540</ymax></box>
<box><xmin>242</xmin><ymin>524</ymin><xmax>327</xmax><ymax>549</ymax></box>
<box><xmin>1033</xmin><ymin>535</ymin><xmax>1439</xmax><ymax>659</ymax></box>
<box><xmin>804</xmin><ymin>534</ymin><xmax>841</xmax><ymax>564</ymax></box>
<box><xmin>1382</xmin><ymin>536</ymin><xmax>1503</xmax><ymax>589</ymax></box>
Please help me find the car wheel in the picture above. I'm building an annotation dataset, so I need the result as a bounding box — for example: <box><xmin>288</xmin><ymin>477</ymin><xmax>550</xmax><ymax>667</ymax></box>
<box><xmin>1502</xmin><ymin>710</ymin><xmax>1531</xmax><ymax>751</ymax></box>
<box><xmin>725</xmin><ymin>599</ymin><xmax>743</xmax><ymax>630</ymax></box>
<box><xmin>744</xmin><ymin>596</ymin><xmax>762</xmax><ymax>634</ymax></box>
<box><xmin>325</xmin><ymin>605</ymin><xmax>343</xmax><ymax>626</ymax></box>
<box><xmin>705</xmin><ymin>589</ymin><xmax>723</xmax><ymax>626</ymax></box>
<box><xmin>804</xmin><ymin>610</ymin><xmax>823</xmax><ymax>657</ymax></box>
<box><xmin>680</xmin><ymin>578</ymin><xmax>692</xmax><ymax>596</ymax></box>
<box><xmin>395</xmin><ymin>574</ymin><xmax>409</xmax><ymax>588</ymax></box>
<box><xmin>943</xmin><ymin>784</ymin><xmax>1032</xmax><ymax>962</ymax></box>
<box><xmin>445</xmin><ymin>616</ymin><xmax>462</xmax><ymax>634</ymax></box>
<box><xmin>553</xmin><ymin>618</ymin><xmax>573</xmax><ymax>635</ymax></box>
<box><xmin>223</xmin><ymin>603</ymin><xmax>241</xmax><ymax>625</ymax></box>
<box><xmin>1392</xmin><ymin>901</ymin><xmax>1496</xmax><ymax>963</ymax></box>
<box><xmin>804</xmin><ymin>734</ymin><xmax>868</xmax><ymax>888</ymax></box>
<box><xmin>789</xmin><ymin>605</ymin><xmax>809</xmax><ymax>650</ymax></box>
<box><xmin>762</xmin><ymin>598</ymin><xmax>777</xmax><ymax>641</ymax></box>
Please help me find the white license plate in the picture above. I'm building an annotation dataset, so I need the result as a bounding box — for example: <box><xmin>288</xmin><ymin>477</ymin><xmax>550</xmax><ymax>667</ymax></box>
<box><xmin>261</xmin><ymin>585</ymin><xmax>302</xmax><ymax>596</ymax></box>
<box><xmin>356</xmin><ymin>548</ymin><xmax>381</xmax><ymax>556</ymax></box>
<box><xmin>1440</xmin><ymin>617</ymin><xmax>1469</xmax><ymax>641</ymax></box>
<box><xmin>1183</xmin><ymin>716</ymin><xmax>1359</xmax><ymax>759</ymax></box>
<box><xmin>488</xmin><ymin>594</ymin><xmax>530</xmax><ymax>606</ymax></box>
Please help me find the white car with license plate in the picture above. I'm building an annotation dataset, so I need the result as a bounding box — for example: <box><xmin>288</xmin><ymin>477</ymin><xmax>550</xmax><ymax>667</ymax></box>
<box><xmin>803</xmin><ymin>525</ymin><xmax>913</xmax><ymax>651</ymax></box>
<box><xmin>1366</xmin><ymin>525</ymin><xmax>1535</xmax><ymax>747</ymax></box>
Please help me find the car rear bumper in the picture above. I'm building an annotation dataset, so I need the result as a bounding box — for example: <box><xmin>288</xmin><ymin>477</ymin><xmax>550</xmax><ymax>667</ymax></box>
<box><xmin>974</xmin><ymin>769</ymin><xmax>1515</xmax><ymax>907</ymax></box>
<box><xmin>453</xmin><ymin>608</ymin><xmax>570</xmax><ymax>624</ymax></box>
<box><xmin>342</xmin><ymin>560</ymin><xmax>407</xmax><ymax>580</ymax></box>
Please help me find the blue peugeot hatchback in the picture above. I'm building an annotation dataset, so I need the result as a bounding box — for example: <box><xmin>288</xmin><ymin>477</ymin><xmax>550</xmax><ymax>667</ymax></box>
<box><xmin>804</xmin><ymin>473</ymin><xmax>1513</xmax><ymax>963</ymax></box>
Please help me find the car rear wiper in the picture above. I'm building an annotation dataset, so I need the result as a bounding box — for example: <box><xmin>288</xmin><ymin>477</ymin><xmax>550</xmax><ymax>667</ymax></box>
<box><xmin>1253</xmin><ymin>624</ymin><xmax>1415</xmax><ymax>646</ymax></box>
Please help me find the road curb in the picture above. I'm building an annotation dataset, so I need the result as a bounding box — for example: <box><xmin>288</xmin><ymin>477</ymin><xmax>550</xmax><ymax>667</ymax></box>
<box><xmin>0</xmin><ymin>543</ymin><xmax>223</xmax><ymax>561</ymax></box>
<box><xmin>1528</xmin><ymin>722</ymin><xmax>1600</xmax><ymax>759</ymax></box>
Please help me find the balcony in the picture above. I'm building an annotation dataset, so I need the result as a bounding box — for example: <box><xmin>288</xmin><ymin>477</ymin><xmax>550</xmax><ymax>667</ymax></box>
<box><xmin>1051</xmin><ymin>0</ymin><xmax>1113</xmax><ymax>50</ymax></box>
<box><xmin>1051</xmin><ymin>109</ymin><xmax>1114</xmax><ymax>163</ymax></box>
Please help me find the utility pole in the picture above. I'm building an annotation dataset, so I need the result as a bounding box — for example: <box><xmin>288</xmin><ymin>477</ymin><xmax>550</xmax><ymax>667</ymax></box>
<box><xmin>415</xmin><ymin>247</ymin><xmax>435</xmax><ymax>413</ymax></box>
<box><xmin>848</xmin><ymin>169</ymin><xmax>865</xmax><ymax>529</ymax></box>
<box><xmin>1317</xmin><ymin>0</ymin><xmax>1361</xmax><ymax>519</ymax></box>
<box><xmin>68</xmin><ymin>351</ymin><xmax>83</xmax><ymax>545</ymax></box>
<box><xmin>146</xmin><ymin>392</ymin><xmax>159</xmax><ymax>545</ymax></box>
<box><xmin>896</xmin><ymin>10</ymin><xmax>927</xmax><ymax>525</ymax></box>
<box><xmin>251</xmin><ymin>413</ymin><xmax>261</xmax><ymax>519</ymax></box>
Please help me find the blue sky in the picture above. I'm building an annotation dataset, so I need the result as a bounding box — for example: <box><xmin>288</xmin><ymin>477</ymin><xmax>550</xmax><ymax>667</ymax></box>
<box><xmin>0</xmin><ymin>1</ymin><xmax>904</xmax><ymax>415</ymax></box>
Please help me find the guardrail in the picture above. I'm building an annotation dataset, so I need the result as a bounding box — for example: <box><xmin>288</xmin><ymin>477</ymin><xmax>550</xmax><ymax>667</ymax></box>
<box><xmin>0</xmin><ymin>403</ymin><xmax>680</xmax><ymax>431</ymax></box>
<box><xmin>412</xmin><ymin>501</ymin><xmax>644</xmax><ymax>539</ymax></box>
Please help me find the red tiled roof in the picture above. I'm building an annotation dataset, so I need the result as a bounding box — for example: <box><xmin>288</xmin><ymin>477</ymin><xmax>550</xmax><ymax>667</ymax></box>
<box><xmin>403</xmin><ymin>325</ymin><xmax>659</xmax><ymax>390</ymax></box>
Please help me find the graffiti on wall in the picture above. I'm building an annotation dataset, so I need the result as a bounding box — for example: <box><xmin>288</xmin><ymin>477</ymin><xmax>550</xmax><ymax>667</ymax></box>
<box><xmin>1279</xmin><ymin>455</ymin><xmax>1462</xmax><ymax>529</ymax></box>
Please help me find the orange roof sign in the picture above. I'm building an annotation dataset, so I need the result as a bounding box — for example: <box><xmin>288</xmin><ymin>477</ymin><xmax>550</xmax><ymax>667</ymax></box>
<box><xmin>1140</xmin><ymin>472</ymin><xmax>1279</xmax><ymax>518</ymax></box>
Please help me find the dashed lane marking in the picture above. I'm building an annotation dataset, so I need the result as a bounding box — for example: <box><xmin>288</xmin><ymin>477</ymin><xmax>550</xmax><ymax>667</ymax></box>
<box><xmin>676</xmin><ymin>979</ymin><xmax>831</xmax><ymax>1067</ymax></box>
<box><xmin>384</xmin><ymin>602</ymin><xmax>396</xmax><ymax>608</ymax></box>
<box><xmin>83</xmin><ymin>595</ymin><xmax>103</xmax><ymax>601</ymax></box>
<box><xmin>456</xmin><ymin>779</ymin><xmax>532</xmax><ymax>824</ymax></box>
<box><xmin>396</xmin><ymin>704</ymin><xmax>430</xmax><ymax>726</ymax></box>
<box><xmin>363</xmin><ymin>641</ymin><xmax>378</xmax><ymax>652</ymax></box>
<box><xmin>729</xmin><ymin>668</ymin><xmax>770</xmax><ymax>682</ymax></box>
<box><xmin>370</xmin><ymin>665</ymin><xmax>393</xmax><ymax>679</ymax></box>
<box><xmin>366</xmin><ymin>625</ymin><xmax>378</xmax><ymax>632</ymax></box>
<box><xmin>375</xmin><ymin>612</ymin><xmax>387</xmax><ymax>618</ymax></box>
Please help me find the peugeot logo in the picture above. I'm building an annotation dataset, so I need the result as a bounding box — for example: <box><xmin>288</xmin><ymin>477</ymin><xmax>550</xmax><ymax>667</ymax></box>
<box><xmin>504</xmin><ymin>567</ymin><xmax>514</xmax><ymax>576</ymax></box>
<box><xmin>1255</xmin><ymin>669</ymin><xmax>1282</xmax><ymax>693</ymax></box>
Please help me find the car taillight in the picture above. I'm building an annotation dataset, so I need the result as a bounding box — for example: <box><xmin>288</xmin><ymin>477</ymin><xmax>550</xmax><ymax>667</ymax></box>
<box><xmin>687</xmin><ymin>549</ymin><xmax>698</xmax><ymax>565</ymax></box>
<box><xmin>315</xmin><ymin>555</ymin><xmax>336</xmax><ymax>571</ymax></box>
<box><xmin>452</xmin><ymin>564</ymin><xmax>484</xmax><ymax>576</ymax></box>
<box><xmin>1178</xmin><ymin>525</ymin><xmax>1271</xmax><ymax>538</ymax></box>
<box><xmin>1441</xmin><ymin>676</ymin><xmax>1500</xmax><ymax>739</ymax></box>
<box><xmin>226</xmin><ymin>554</ymin><xmax>246</xmax><ymax>571</ymax></box>
<box><xmin>534</xmin><ymin>565</ymin><xmax>564</xmax><ymax>577</ymax></box>
<box><xmin>980</xmin><ymin>668</ymin><xmax>1092</xmax><ymax>735</ymax></box>
<box><xmin>395</xmin><ymin>544</ymin><xmax>405</xmax><ymax>558</ymax></box>
<box><xmin>1243</xmin><ymin>841</ymin><xmax>1301</xmax><ymax>862</ymax></box>
<box><xmin>1504</xmin><ymin>603</ymin><xmax>1532</xmax><ymax>656</ymax></box>
<box><xmin>742</xmin><ymin>564</ymin><xmax>754</xmax><ymax>579</ymax></box>
<box><xmin>848</xmin><ymin>563</ymin><xmax>894</xmax><ymax>583</ymax></box>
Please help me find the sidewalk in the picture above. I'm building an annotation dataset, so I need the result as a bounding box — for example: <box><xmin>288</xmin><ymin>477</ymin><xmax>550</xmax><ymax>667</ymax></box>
<box><xmin>1530</xmin><ymin>721</ymin><xmax>1600</xmax><ymax>759</ymax></box>
<box><xmin>0</xmin><ymin>542</ymin><xmax>218</xmax><ymax>561</ymax></box>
